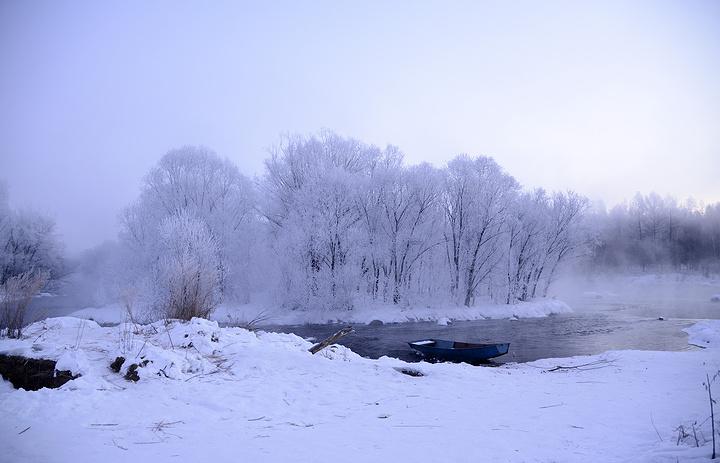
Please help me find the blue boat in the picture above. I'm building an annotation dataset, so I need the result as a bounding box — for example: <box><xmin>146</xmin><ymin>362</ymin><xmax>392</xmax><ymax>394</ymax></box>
<box><xmin>408</xmin><ymin>339</ymin><xmax>510</xmax><ymax>363</ymax></box>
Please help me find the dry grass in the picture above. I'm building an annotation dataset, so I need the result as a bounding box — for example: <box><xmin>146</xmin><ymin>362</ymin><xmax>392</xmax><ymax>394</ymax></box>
<box><xmin>0</xmin><ymin>271</ymin><xmax>48</xmax><ymax>338</ymax></box>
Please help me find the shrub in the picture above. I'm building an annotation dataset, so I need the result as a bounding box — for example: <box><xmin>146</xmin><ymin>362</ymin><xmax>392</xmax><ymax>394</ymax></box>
<box><xmin>0</xmin><ymin>271</ymin><xmax>48</xmax><ymax>338</ymax></box>
<box><xmin>152</xmin><ymin>212</ymin><xmax>222</xmax><ymax>320</ymax></box>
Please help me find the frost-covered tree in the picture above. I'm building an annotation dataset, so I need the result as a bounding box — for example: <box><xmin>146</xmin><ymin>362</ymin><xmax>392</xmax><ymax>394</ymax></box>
<box><xmin>0</xmin><ymin>187</ymin><xmax>64</xmax><ymax>285</ymax></box>
<box><xmin>372</xmin><ymin>163</ymin><xmax>442</xmax><ymax>304</ymax></box>
<box><xmin>532</xmin><ymin>191</ymin><xmax>589</xmax><ymax>297</ymax></box>
<box><xmin>442</xmin><ymin>156</ymin><xmax>519</xmax><ymax>306</ymax></box>
<box><xmin>504</xmin><ymin>190</ymin><xmax>547</xmax><ymax>303</ymax></box>
<box><xmin>0</xmin><ymin>184</ymin><xmax>61</xmax><ymax>334</ymax></box>
<box><xmin>502</xmin><ymin>190</ymin><xmax>588</xmax><ymax>303</ymax></box>
<box><xmin>115</xmin><ymin>135</ymin><xmax>600</xmax><ymax>314</ymax></box>
<box><xmin>121</xmin><ymin>146</ymin><xmax>255</xmax><ymax>303</ymax></box>
<box><xmin>262</xmin><ymin>131</ymin><xmax>383</xmax><ymax>309</ymax></box>
<box><xmin>151</xmin><ymin>212</ymin><xmax>222</xmax><ymax>320</ymax></box>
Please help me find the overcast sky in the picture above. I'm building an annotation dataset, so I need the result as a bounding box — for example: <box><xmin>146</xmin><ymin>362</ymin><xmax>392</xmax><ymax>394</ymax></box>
<box><xmin>1</xmin><ymin>0</ymin><xmax>719</xmax><ymax>254</ymax></box>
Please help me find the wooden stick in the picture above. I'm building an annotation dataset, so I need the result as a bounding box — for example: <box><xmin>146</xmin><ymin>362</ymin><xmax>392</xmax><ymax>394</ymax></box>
<box><xmin>309</xmin><ymin>327</ymin><xmax>354</xmax><ymax>354</ymax></box>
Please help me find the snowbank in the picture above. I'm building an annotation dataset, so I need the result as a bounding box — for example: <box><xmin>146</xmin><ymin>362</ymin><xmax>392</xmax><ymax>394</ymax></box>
<box><xmin>66</xmin><ymin>303</ymin><xmax>127</xmax><ymax>325</ymax></box>
<box><xmin>1</xmin><ymin>317</ymin><xmax>719</xmax><ymax>462</ymax></box>
<box><xmin>214</xmin><ymin>298</ymin><xmax>571</xmax><ymax>326</ymax></box>
<box><xmin>69</xmin><ymin>298</ymin><xmax>572</xmax><ymax>327</ymax></box>
<box><xmin>684</xmin><ymin>320</ymin><xmax>720</xmax><ymax>348</ymax></box>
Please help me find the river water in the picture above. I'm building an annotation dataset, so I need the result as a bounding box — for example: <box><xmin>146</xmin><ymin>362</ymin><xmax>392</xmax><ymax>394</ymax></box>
<box><xmin>26</xmin><ymin>275</ymin><xmax>719</xmax><ymax>364</ymax></box>
<box><xmin>260</xmin><ymin>312</ymin><xmax>697</xmax><ymax>364</ymax></box>
<box><xmin>260</xmin><ymin>283</ymin><xmax>720</xmax><ymax>363</ymax></box>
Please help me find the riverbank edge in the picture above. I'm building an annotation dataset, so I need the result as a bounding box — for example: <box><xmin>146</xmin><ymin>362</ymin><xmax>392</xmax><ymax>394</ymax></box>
<box><xmin>67</xmin><ymin>297</ymin><xmax>572</xmax><ymax>326</ymax></box>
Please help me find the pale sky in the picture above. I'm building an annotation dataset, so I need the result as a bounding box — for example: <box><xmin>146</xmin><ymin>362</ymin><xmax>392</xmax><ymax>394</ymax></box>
<box><xmin>1</xmin><ymin>0</ymin><xmax>719</xmax><ymax>254</ymax></box>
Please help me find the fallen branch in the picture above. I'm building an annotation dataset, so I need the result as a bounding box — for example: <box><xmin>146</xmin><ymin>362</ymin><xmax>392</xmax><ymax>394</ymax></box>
<box><xmin>544</xmin><ymin>359</ymin><xmax>615</xmax><ymax>372</ymax></box>
<box><xmin>184</xmin><ymin>369</ymin><xmax>221</xmax><ymax>382</ymax></box>
<box><xmin>308</xmin><ymin>327</ymin><xmax>354</xmax><ymax>354</ymax></box>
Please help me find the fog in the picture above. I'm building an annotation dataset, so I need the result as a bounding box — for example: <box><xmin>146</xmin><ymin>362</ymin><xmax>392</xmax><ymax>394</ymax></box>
<box><xmin>1</xmin><ymin>1</ymin><xmax>719</xmax><ymax>320</ymax></box>
<box><xmin>1</xmin><ymin>1</ymin><xmax>719</xmax><ymax>255</ymax></box>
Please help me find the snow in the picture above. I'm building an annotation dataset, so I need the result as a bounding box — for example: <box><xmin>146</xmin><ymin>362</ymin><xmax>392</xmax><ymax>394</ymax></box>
<box><xmin>684</xmin><ymin>319</ymin><xmax>720</xmax><ymax>348</ymax></box>
<box><xmin>1</xmin><ymin>317</ymin><xmax>719</xmax><ymax>462</ymax></box>
<box><xmin>66</xmin><ymin>304</ymin><xmax>127</xmax><ymax>325</ymax></box>
<box><xmin>70</xmin><ymin>298</ymin><xmax>573</xmax><ymax>327</ymax></box>
<box><xmin>216</xmin><ymin>297</ymin><xmax>573</xmax><ymax>325</ymax></box>
<box><xmin>411</xmin><ymin>340</ymin><xmax>434</xmax><ymax>346</ymax></box>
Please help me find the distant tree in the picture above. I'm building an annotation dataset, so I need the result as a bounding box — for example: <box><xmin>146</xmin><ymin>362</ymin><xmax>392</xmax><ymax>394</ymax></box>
<box><xmin>0</xmin><ymin>187</ymin><xmax>64</xmax><ymax>285</ymax></box>
<box><xmin>589</xmin><ymin>192</ymin><xmax>720</xmax><ymax>273</ymax></box>
<box><xmin>0</xmin><ymin>184</ymin><xmax>62</xmax><ymax>335</ymax></box>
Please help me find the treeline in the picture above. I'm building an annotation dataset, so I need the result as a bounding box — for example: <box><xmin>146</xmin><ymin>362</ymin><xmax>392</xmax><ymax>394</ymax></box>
<box><xmin>114</xmin><ymin>131</ymin><xmax>588</xmax><ymax>318</ymax></box>
<box><xmin>3</xmin><ymin>131</ymin><xmax>719</xmax><ymax>322</ymax></box>
<box><xmin>589</xmin><ymin>193</ymin><xmax>720</xmax><ymax>273</ymax></box>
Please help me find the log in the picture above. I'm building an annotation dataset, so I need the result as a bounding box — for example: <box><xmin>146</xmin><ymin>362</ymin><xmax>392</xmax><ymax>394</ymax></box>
<box><xmin>309</xmin><ymin>327</ymin><xmax>354</xmax><ymax>354</ymax></box>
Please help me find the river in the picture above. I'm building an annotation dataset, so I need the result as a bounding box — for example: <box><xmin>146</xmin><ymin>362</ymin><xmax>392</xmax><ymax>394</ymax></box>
<box><xmin>26</xmin><ymin>274</ymin><xmax>719</xmax><ymax>364</ymax></box>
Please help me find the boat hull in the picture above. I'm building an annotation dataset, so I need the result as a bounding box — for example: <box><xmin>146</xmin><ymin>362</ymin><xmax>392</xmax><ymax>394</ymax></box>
<box><xmin>408</xmin><ymin>339</ymin><xmax>510</xmax><ymax>363</ymax></box>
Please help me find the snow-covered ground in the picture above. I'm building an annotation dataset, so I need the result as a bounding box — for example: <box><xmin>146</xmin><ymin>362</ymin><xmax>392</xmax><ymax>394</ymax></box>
<box><xmin>1</xmin><ymin>316</ymin><xmax>719</xmax><ymax>462</ymax></box>
<box><xmin>69</xmin><ymin>298</ymin><xmax>572</xmax><ymax>326</ymax></box>
<box><xmin>684</xmin><ymin>319</ymin><xmax>720</xmax><ymax>348</ymax></box>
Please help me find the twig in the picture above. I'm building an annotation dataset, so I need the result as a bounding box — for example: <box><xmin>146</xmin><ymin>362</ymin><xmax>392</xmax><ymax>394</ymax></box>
<box><xmin>544</xmin><ymin>359</ymin><xmax>615</xmax><ymax>372</ymax></box>
<box><xmin>184</xmin><ymin>369</ymin><xmax>221</xmax><ymax>382</ymax></box>
<box><xmin>706</xmin><ymin>372</ymin><xmax>716</xmax><ymax>459</ymax></box>
<box><xmin>391</xmin><ymin>425</ymin><xmax>443</xmax><ymax>428</ymax></box>
<box><xmin>111</xmin><ymin>439</ymin><xmax>128</xmax><ymax>451</ymax></box>
<box><xmin>651</xmin><ymin>414</ymin><xmax>663</xmax><ymax>442</ymax></box>
<box><xmin>134</xmin><ymin>340</ymin><xmax>147</xmax><ymax>359</ymax></box>
<box><xmin>165</xmin><ymin>323</ymin><xmax>174</xmax><ymax>349</ymax></box>
<box><xmin>150</xmin><ymin>420</ymin><xmax>183</xmax><ymax>432</ymax></box>
<box><xmin>539</xmin><ymin>402</ymin><xmax>564</xmax><ymax>409</ymax></box>
<box><xmin>157</xmin><ymin>365</ymin><xmax>170</xmax><ymax>378</ymax></box>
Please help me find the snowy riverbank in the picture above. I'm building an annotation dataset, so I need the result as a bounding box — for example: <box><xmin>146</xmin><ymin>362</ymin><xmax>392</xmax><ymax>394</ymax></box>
<box><xmin>1</xmin><ymin>316</ymin><xmax>719</xmax><ymax>462</ymax></box>
<box><xmin>68</xmin><ymin>298</ymin><xmax>573</xmax><ymax>326</ymax></box>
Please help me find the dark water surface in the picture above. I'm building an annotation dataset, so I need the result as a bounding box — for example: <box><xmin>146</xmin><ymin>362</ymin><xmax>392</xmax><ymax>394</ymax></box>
<box><xmin>260</xmin><ymin>313</ymin><xmax>696</xmax><ymax>364</ymax></box>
